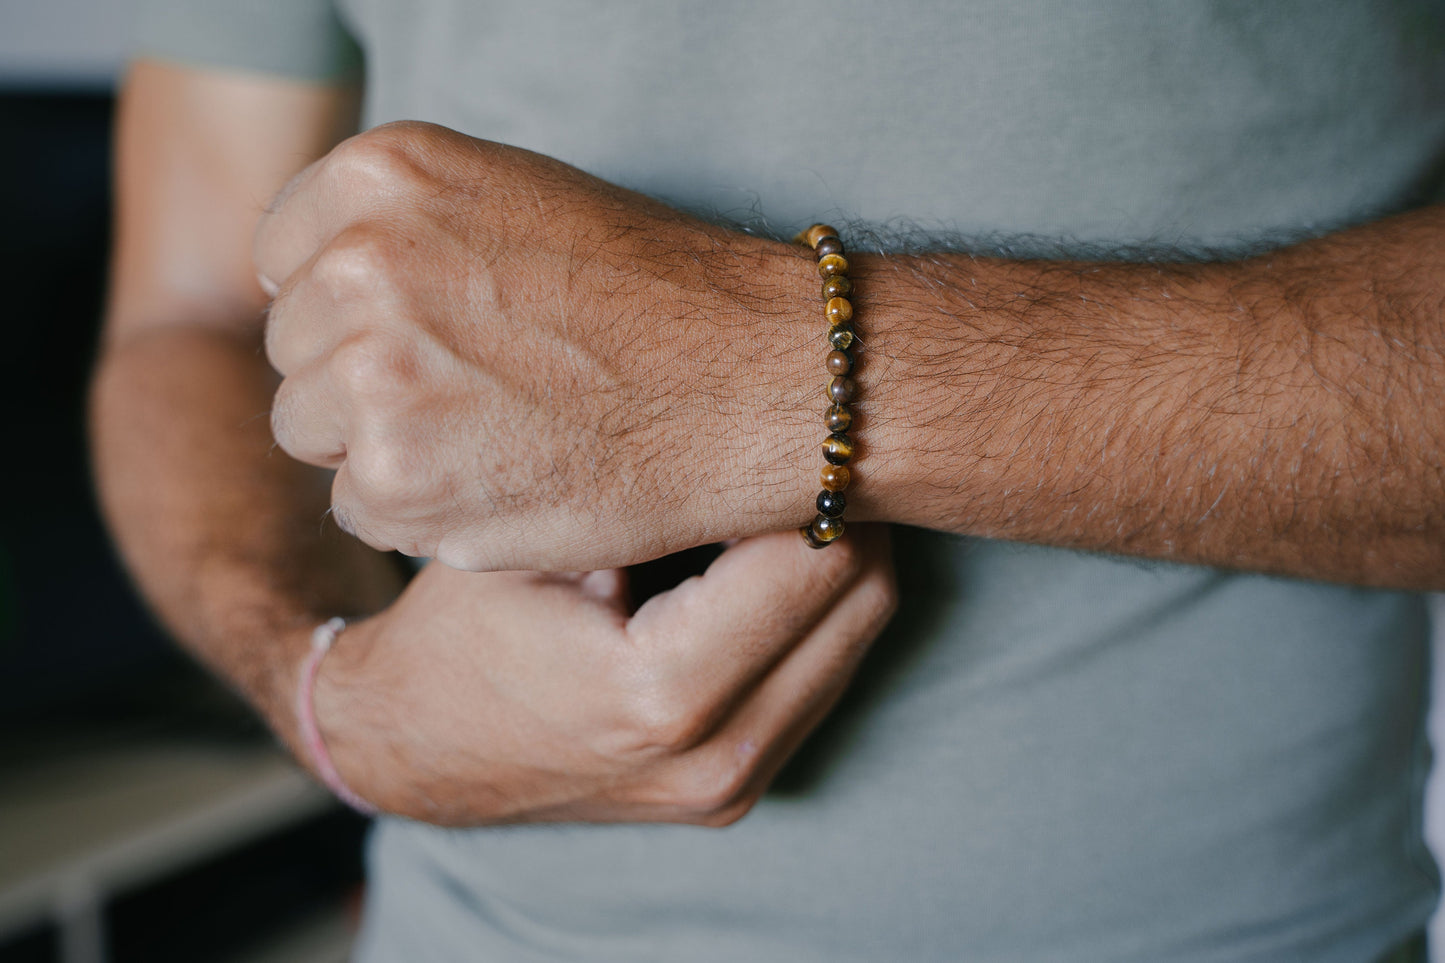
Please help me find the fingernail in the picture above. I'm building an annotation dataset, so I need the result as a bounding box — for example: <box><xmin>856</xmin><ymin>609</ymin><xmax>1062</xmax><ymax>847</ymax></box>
<box><xmin>257</xmin><ymin>272</ymin><xmax>279</xmax><ymax>297</ymax></box>
<box><xmin>579</xmin><ymin>569</ymin><xmax>624</xmax><ymax>601</ymax></box>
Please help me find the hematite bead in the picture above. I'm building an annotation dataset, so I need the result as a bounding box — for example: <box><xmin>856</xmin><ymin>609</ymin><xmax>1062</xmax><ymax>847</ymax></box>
<box><xmin>823</xmin><ymin>432</ymin><xmax>855</xmax><ymax>465</ymax></box>
<box><xmin>811</xmin><ymin>514</ymin><xmax>845</xmax><ymax>543</ymax></box>
<box><xmin>825</xmin><ymin>296</ymin><xmax>853</xmax><ymax>325</ymax></box>
<box><xmin>820</xmin><ymin>464</ymin><xmax>851</xmax><ymax>491</ymax></box>
<box><xmin>806</xmin><ymin>224</ymin><xmax>840</xmax><ymax>248</ymax></box>
<box><xmin>817</xmin><ymin>489</ymin><xmax>847</xmax><ymax>517</ymax></box>
<box><xmin>825</xmin><ymin>350</ymin><xmax>852</xmax><ymax>376</ymax></box>
<box><xmin>827</xmin><ymin>376</ymin><xmax>857</xmax><ymax>404</ymax></box>
<box><xmin>814</xmin><ymin>235</ymin><xmax>844</xmax><ymax>259</ymax></box>
<box><xmin>822</xmin><ymin>275</ymin><xmax>853</xmax><ymax>300</ymax></box>
<box><xmin>828</xmin><ymin>325</ymin><xmax>855</xmax><ymax>350</ymax></box>
<box><xmin>817</xmin><ymin>253</ymin><xmax>849</xmax><ymax>278</ymax></box>
<box><xmin>825</xmin><ymin>403</ymin><xmax>853</xmax><ymax>432</ymax></box>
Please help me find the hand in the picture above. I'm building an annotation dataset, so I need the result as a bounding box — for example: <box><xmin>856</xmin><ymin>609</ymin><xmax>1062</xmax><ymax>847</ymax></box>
<box><xmin>305</xmin><ymin>527</ymin><xmax>895</xmax><ymax>826</ymax></box>
<box><xmin>256</xmin><ymin>121</ymin><xmax>822</xmax><ymax>572</ymax></box>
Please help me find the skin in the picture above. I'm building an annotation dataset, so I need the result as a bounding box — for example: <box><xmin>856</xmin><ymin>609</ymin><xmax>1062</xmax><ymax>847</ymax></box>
<box><xmin>258</xmin><ymin>122</ymin><xmax>1445</xmax><ymax>589</ymax></box>
<box><xmin>100</xmin><ymin>50</ymin><xmax>1445</xmax><ymax>821</ymax></box>
<box><xmin>95</xmin><ymin>61</ymin><xmax>898</xmax><ymax>827</ymax></box>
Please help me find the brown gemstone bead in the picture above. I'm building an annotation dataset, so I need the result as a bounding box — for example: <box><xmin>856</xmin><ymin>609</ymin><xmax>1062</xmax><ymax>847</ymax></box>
<box><xmin>811</xmin><ymin>514</ymin><xmax>845</xmax><ymax>543</ymax></box>
<box><xmin>814</xmin><ymin>235</ymin><xmax>844</xmax><ymax>259</ymax></box>
<box><xmin>816</xmin><ymin>489</ymin><xmax>846</xmax><ymax>517</ymax></box>
<box><xmin>801</xmin><ymin>524</ymin><xmax>828</xmax><ymax>548</ymax></box>
<box><xmin>822</xmin><ymin>274</ymin><xmax>853</xmax><ymax>300</ymax></box>
<box><xmin>821</xmin><ymin>464</ymin><xmax>851</xmax><ymax>491</ymax></box>
<box><xmin>825</xmin><ymin>297</ymin><xmax>853</xmax><ymax>325</ymax></box>
<box><xmin>827</xmin><ymin>376</ymin><xmax>857</xmax><ymax>404</ymax></box>
<box><xmin>805</xmin><ymin>224</ymin><xmax>840</xmax><ymax>248</ymax></box>
<box><xmin>817</xmin><ymin>253</ymin><xmax>849</xmax><ymax>278</ymax></box>
<box><xmin>825</xmin><ymin>403</ymin><xmax>853</xmax><ymax>432</ymax></box>
<box><xmin>825</xmin><ymin>350</ymin><xmax>852</xmax><ymax>376</ymax></box>
<box><xmin>828</xmin><ymin>325</ymin><xmax>856</xmax><ymax>350</ymax></box>
<box><xmin>823</xmin><ymin>432</ymin><xmax>855</xmax><ymax>465</ymax></box>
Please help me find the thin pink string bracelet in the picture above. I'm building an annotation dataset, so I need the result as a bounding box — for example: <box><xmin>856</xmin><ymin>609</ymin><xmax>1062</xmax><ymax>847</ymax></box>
<box><xmin>296</xmin><ymin>617</ymin><xmax>379</xmax><ymax>817</ymax></box>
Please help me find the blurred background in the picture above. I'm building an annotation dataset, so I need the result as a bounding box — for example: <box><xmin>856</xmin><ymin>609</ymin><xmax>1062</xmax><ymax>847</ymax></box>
<box><xmin>1</xmin><ymin>2</ymin><xmax>1442</xmax><ymax>962</ymax></box>
<box><xmin>0</xmin><ymin>3</ymin><xmax>365</xmax><ymax>962</ymax></box>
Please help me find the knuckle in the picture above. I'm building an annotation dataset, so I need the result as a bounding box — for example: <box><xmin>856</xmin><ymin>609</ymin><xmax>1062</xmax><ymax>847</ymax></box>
<box><xmin>695</xmin><ymin>796</ymin><xmax>758</xmax><ymax>828</ymax></box>
<box><xmin>327</xmin><ymin>125</ymin><xmax>433</xmax><ymax>193</ymax></box>
<box><xmin>311</xmin><ymin>225</ymin><xmax>396</xmax><ymax>297</ymax></box>
<box><xmin>433</xmin><ymin>535</ymin><xmax>489</xmax><ymax>572</ymax></box>
<box><xmin>668</xmin><ymin>752</ymin><xmax>757</xmax><ymax>825</ymax></box>
<box><xmin>329</xmin><ymin>335</ymin><xmax>411</xmax><ymax>400</ymax></box>
<box><xmin>347</xmin><ymin>442</ymin><xmax>416</xmax><ymax>507</ymax></box>
<box><xmin>620</xmin><ymin>671</ymin><xmax>712</xmax><ymax>755</ymax></box>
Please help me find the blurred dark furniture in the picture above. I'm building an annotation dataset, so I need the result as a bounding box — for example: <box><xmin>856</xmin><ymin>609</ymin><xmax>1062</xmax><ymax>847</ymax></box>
<box><xmin>0</xmin><ymin>91</ymin><xmax>364</xmax><ymax>963</ymax></box>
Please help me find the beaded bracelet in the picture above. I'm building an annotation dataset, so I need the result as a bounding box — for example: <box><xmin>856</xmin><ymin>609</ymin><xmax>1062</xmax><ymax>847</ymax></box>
<box><xmin>796</xmin><ymin>224</ymin><xmax>856</xmax><ymax>548</ymax></box>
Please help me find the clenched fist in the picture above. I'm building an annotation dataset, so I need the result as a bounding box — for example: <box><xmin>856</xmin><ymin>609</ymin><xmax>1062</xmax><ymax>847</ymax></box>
<box><xmin>256</xmin><ymin>121</ymin><xmax>828</xmax><ymax>571</ymax></box>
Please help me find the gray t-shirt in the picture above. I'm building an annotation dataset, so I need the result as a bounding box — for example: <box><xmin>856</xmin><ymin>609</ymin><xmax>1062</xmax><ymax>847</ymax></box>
<box><xmin>137</xmin><ymin>2</ymin><xmax>1445</xmax><ymax>960</ymax></box>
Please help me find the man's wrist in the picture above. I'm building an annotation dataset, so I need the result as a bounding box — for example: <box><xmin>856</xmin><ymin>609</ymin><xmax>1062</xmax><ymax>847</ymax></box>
<box><xmin>820</xmin><ymin>250</ymin><xmax>946</xmax><ymax>531</ymax></box>
<box><xmin>706</xmin><ymin>240</ymin><xmax>933</xmax><ymax>536</ymax></box>
<box><xmin>657</xmin><ymin>232</ymin><xmax>821</xmax><ymax>537</ymax></box>
<box><xmin>183</xmin><ymin>534</ymin><xmax>406</xmax><ymax>743</ymax></box>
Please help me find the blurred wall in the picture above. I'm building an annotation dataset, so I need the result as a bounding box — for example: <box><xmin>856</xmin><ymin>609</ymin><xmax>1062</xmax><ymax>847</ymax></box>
<box><xmin>0</xmin><ymin>0</ymin><xmax>133</xmax><ymax>88</ymax></box>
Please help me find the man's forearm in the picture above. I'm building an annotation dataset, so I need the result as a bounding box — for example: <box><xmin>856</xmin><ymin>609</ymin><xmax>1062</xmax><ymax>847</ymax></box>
<box><xmin>91</xmin><ymin>325</ymin><xmax>404</xmax><ymax>730</ymax></box>
<box><xmin>858</xmin><ymin>204</ymin><xmax>1445</xmax><ymax>589</ymax></box>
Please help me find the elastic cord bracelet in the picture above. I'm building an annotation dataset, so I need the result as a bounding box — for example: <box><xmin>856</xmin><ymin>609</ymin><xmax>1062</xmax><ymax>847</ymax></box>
<box><xmin>795</xmin><ymin>224</ymin><xmax>856</xmax><ymax>548</ymax></box>
<box><xmin>296</xmin><ymin>617</ymin><xmax>379</xmax><ymax>816</ymax></box>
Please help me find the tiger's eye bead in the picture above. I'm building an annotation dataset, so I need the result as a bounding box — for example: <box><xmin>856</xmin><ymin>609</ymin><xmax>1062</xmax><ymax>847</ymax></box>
<box><xmin>822</xmin><ymin>275</ymin><xmax>853</xmax><ymax>300</ymax></box>
<box><xmin>811</xmin><ymin>514</ymin><xmax>845</xmax><ymax>543</ymax></box>
<box><xmin>828</xmin><ymin>325</ymin><xmax>855</xmax><ymax>350</ymax></box>
<box><xmin>825</xmin><ymin>297</ymin><xmax>853</xmax><ymax>325</ymax></box>
<box><xmin>816</xmin><ymin>489</ymin><xmax>847</xmax><ymax>517</ymax></box>
<box><xmin>823</xmin><ymin>432</ymin><xmax>855</xmax><ymax>465</ymax></box>
<box><xmin>817</xmin><ymin>253</ymin><xmax>849</xmax><ymax>278</ymax></box>
<box><xmin>806</xmin><ymin>224</ymin><xmax>840</xmax><ymax>248</ymax></box>
<box><xmin>801</xmin><ymin>225</ymin><xmax>858</xmax><ymax>547</ymax></box>
<box><xmin>825</xmin><ymin>403</ymin><xmax>853</xmax><ymax>432</ymax></box>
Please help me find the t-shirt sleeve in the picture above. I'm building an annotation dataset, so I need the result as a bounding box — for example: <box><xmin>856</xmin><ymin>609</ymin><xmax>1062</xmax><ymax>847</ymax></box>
<box><xmin>132</xmin><ymin>0</ymin><xmax>362</xmax><ymax>82</ymax></box>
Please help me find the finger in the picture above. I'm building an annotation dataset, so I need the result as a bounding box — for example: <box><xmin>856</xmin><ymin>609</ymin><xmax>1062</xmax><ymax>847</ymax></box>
<box><xmin>254</xmin><ymin>129</ymin><xmax>421</xmax><ymax>289</ymax></box>
<box><xmin>328</xmin><ymin>461</ymin><xmax>398</xmax><ymax>554</ymax></box>
<box><xmin>271</xmin><ymin>362</ymin><xmax>348</xmax><ymax>469</ymax></box>
<box><xmin>264</xmin><ymin>216</ymin><xmax>416</xmax><ymax>379</ymax></box>
<box><xmin>577</xmin><ymin>568</ymin><xmax>630</xmax><ymax>606</ymax></box>
<box><xmin>536</xmin><ymin>569</ymin><xmax>633</xmax><ymax>608</ymax></box>
<box><xmin>329</xmin><ymin>434</ymin><xmax>454</xmax><ymax>560</ymax></box>
<box><xmin>264</xmin><ymin>266</ymin><xmax>342</xmax><ymax>377</ymax></box>
<box><xmin>672</xmin><ymin>525</ymin><xmax>897</xmax><ymax>820</ymax></box>
<box><xmin>624</xmin><ymin>526</ymin><xmax>874</xmax><ymax>731</ymax></box>
<box><xmin>253</xmin><ymin>155</ymin><xmax>330</xmax><ymax>291</ymax></box>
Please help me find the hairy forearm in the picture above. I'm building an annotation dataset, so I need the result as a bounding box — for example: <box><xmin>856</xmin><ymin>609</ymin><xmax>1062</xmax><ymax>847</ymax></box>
<box><xmin>91</xmin><ymin>326</ymin><xmax>404</xmax><ymax>727</ymax></box>
<box><xmin>855</xmin><ymin>205</ymin><xmax>1445</xmax><ymax>589</ymax></box>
